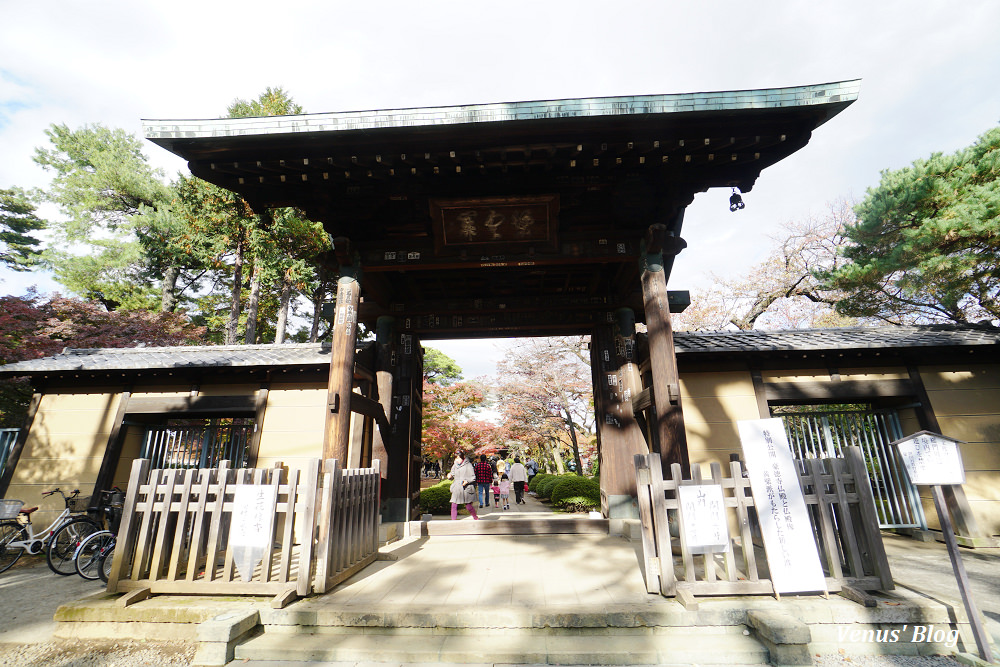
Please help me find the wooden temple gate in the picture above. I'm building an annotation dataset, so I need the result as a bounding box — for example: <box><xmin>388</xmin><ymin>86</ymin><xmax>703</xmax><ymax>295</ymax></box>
<box><xmin>143</xmin><ymin>81</ymin><xmax>861</xmax><ymax>520</ymax></box>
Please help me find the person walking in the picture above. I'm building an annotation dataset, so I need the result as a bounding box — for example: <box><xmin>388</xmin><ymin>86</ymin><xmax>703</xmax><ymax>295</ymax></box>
<box><xmin>508</xmin><ymin>456</ymin><xmax>528</xmax><ymax>505</ymax></box>
<box><xmin>525</xmin><ymin>456</ymin><xmax>538</xmax><ymax>484</ymax></box>
<box><xmin>474</xmin><ymin>454</ymin><xmax>494</xmax><ymax>508</ymax></box>
<box><xmin>498</xmin><ymin>473</ymin><xmax>512</xmax><ymax>510</ymax></box>
<box><xmin>447</xmin><ymin>450</ymin><xmax>479</xmax><ymax>521</ymax></box>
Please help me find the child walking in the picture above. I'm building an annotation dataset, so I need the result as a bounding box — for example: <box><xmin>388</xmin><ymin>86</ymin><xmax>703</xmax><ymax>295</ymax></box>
<box><xmin>491</xmin><ymin>476</ymin><xmax>502</xmax><ymax>508</ymax></box>
<box><xmin>499</xmin><ymin>473</ymin><xmax>512</xmax><ymax>510</ymax></box>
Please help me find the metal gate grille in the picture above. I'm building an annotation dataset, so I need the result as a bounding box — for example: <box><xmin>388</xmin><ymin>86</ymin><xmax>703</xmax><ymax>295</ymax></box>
<box><xmin>141</xmin><ymin>422</ymin><xmax>254</xmax><ymax>470</ymax></box>
<box><xmin>780</xmin><ymin>409</ymin><xmax>926</xmax><ymax>530</ymax></box>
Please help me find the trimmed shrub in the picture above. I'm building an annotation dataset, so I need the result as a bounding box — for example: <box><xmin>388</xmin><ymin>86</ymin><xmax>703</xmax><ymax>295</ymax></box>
<box><xmin>419</xmin><ymin>480</ymin><xmax>453</xmax><ymax>514</ymax></box>
<box><xmin>551</xmin><ymin>476</ymin><xmax>601</xmax><ymax>512</ymax></box>
<box><xmin>537</xmin><ymin>475</ymin><xmax>563</xmax><ymax>500</ymax></box>
<box><xmin>528</xmin><ymin>473</ymin><xmax>550</xmax><ymax>493</ymax></box>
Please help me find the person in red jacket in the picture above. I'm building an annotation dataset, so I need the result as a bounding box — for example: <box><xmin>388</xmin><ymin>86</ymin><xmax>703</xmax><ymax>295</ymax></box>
<box><xmin>474</xmin><ymin>454</ymin><xmax>495</xmax><ymax>508</ymax></box>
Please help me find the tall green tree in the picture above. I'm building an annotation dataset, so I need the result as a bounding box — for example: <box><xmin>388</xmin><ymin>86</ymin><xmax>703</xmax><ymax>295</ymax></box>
<box><xmin>0</xmin><ymin>187</ymin><xmax>45</xmax><ymax>271</ymax></box>
<box><xmin>30</xmin><ymin>123</ymin><xmax>192</xmax><ymax>311</ymax></box>
<box><xmin>172</xmin><ymin>174</ymin><xmax>256</xmax><ymax>343</ymax></box>
<box><xmin>227</xmin><ymin>86</ymin><xmax>303</xmax><ymax>118</ymax></box>
<box><xmin>423</xmin><ymin>347</ymin><xmax>463</xmax><ymax>385</ymax></box>
<box><xmin>820</xmin><ymin>126</ymin><xmax>1000</xmax><ymax>324</ymax></box>
<box><xmin>196</xmin><ymin>86</ymin><xmax>329</xmax><ymax>344</ymax></box>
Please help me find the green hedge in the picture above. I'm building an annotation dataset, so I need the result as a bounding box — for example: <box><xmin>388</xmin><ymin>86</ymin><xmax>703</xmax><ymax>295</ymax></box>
<box><xmin>528</xmin><ymin>473</ymin><xmax>550</xmax><ymax>493</ymax></box>
<box><xmin>550</xmin><ymin>476</ymin><xmax>601</xmax><ymax>512</ymax></box>
<box><xmin>419</xmin><ymin>480</ymin><xmax>453</xmax><ymax>514</ymax></box>
<box><xmin>537</xmin><ymin>475</ymin><xmax>564</xmax><ymax>500</ymax></box>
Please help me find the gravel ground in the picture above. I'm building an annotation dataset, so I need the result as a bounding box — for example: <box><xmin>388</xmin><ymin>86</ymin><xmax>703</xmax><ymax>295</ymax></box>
<box><xmin>812</xmin><ymin>655</ymin><xmax>963</xmax><ymax>666</ymax></box>
<box><xmin>0</xmin><ymin>639</ymin><xmax>195</xmax><ymax>666</ymax></box>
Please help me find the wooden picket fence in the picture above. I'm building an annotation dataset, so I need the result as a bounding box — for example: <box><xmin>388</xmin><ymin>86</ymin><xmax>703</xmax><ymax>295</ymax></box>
<box><xmin>107</xmin><ymin>457</ymin><xmax>381</xmax><ymax>606</ymax></box>
<box><xmin>634</xmin><ymin>446</ymin><xmax>893</xmax><ymax>604</ymax></box>
<box><xmin>314</xmin><ymin>459</ymin><xmax>382</xmax><ymax>594</ymax></box>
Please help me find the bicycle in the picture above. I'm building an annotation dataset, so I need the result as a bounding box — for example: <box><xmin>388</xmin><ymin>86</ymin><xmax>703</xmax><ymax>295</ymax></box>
<box><xmin>0</xmin><ymin>489</ymin><xmax>98</xmax><ymax>575</ymax></box>
<box><xmin>74</xmin><ymin>530</ymin><xmax>116</xmax><ymax>581</ymax></box>
<box><xmin>47</xmin><ymin>488</ymin><xmax>124</xmax><ymax>576</ymax></box>
<box><xmin>72</xmin><ymin>489</ymin><xmax>124</xmax><ymax>581</ymax></box>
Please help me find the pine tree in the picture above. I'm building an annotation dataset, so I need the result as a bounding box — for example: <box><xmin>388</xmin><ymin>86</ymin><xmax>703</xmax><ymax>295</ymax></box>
<box><xmin>0</xmin><ymin>187</ymin><xmax>44</xmax><ymax>271</ymax></box>
<box><xmin>820</xmin><ymin>126</ymin><xmax>1000</xmax><ymax>324</ymax></box>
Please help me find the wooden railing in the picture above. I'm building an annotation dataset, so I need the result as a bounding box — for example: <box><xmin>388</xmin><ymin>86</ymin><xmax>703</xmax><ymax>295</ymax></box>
<box><xmin>108</xmin><ymin>457</ymin><xmax>381</xmax><ymax>606</ymax></box>
<box><xmin>634</xmin><ymin>446</ymin><xmax>893</xmax><ymax>604</ymax></box>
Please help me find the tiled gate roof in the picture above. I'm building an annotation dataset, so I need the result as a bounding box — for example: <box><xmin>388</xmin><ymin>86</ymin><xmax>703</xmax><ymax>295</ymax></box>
<box><xmin>0</xmin><ymin>324</ymin><xmax>997</xmax><ymax>376</ymax></box>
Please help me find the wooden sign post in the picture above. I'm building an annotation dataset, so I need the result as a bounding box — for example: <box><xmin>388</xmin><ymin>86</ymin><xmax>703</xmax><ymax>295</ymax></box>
<box><xmin>893</xmin><ymin>431</ymin><xmax>994</xmax><ymax>663</ymax></box>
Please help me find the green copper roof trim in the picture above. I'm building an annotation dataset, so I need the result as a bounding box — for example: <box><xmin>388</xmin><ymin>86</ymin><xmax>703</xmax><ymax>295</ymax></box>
<box><xmin>142</xmin><ymin>79</ymin><xmax>861</xmax><ymax>140</ymax></box>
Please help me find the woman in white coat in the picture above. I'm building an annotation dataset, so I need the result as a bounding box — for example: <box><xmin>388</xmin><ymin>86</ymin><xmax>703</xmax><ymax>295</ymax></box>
<box><xmin>447</xmin><ymin>449</ymin><xmax>480</xmax><ymax>521</ymax></box>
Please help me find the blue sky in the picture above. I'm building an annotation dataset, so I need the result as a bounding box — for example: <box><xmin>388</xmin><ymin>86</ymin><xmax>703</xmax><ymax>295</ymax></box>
<box><xmin>2</xmin><ymin>1</ymin><xmax>999</xmax><ymax>376</ymax></box>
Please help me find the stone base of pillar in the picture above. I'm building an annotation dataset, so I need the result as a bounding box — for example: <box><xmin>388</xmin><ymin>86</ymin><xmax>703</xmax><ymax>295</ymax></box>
<box><xmin>604</xmin><ymin>494</ymin><xmax>639</xmax><ymax>519</ymax></box>
<box><xmin>381</xmin><ymin>497</ymin><xmax>410</xmax><ymax>523</ymax></box>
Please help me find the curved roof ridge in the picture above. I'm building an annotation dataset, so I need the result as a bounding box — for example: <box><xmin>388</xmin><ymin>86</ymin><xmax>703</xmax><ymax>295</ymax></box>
<box><xmin>144</xmin><ymin>80</ymin><xmax>862</xmax><ymax>140</ymax></box>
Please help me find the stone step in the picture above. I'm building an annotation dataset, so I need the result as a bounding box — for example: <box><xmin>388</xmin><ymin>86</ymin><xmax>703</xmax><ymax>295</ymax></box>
<box><xmin>410</xmin><ymin>518</ymin><xmax>609</xmax><ymax>536</ymax></box>
<box><xmin>234</xmin><ymin>626</ymin><xmax>769</xmax><ymax>665</ymax></box>
<box><xmin>261</xmin><ymin>605</ymin><xmax>692</xmax><ymax>630</ymax></box>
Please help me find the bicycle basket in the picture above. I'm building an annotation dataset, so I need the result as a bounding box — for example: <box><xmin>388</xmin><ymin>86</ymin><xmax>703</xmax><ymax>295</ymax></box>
<box><xmin>0</xmin><ymin>499</ymin><xmax>23</xmax><ymax>519</ymax></box>
<box><xmin>67</xmin><ymin>495</ymin><xmax>92</xmax><ymax>512</ymax></box>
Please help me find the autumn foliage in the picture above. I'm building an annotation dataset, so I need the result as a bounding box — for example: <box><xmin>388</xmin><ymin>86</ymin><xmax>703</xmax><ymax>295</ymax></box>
<box><xmin>0</xmin><ymin>292</ymin><xmax>205</xmax><ymax>425</ymax></box>
<box><xmin>421</xmin><ymin>380</ymin><xmax>508</xmax><ymax>462</ymax></box>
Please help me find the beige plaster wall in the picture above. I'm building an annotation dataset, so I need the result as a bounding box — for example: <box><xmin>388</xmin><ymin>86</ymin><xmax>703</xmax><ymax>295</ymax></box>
<box><xmin>681</xmin><ymin>370</ymin><xmax>762</xmax><ymax>472</ymax></box>
<box><xmin>5</xmin><ymin>380</ymin><xmax>358</xmax><ymax>523</ymax></box>
<box><xmin>919</xmin><ymin>364</ymin><xmax>1000</xmax><ymax>535</ymax></box>
<box><xmin>7</xmin><ymin>390</ymin><xmax>122</xmax><ymax>527</ymax></box>
<box><xmin>254</xmin><ymin>382</ymin><xmax>327</xmax><ymax>471</ymax></box>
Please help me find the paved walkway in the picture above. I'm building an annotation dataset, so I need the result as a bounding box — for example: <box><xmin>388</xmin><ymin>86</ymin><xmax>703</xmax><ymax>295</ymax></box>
<box><xmin>1</xmin><ymin>493</ymin><xmax>998</xmax><ymax>663</ymax></box>
<box><xmin>0</xmin><ymin>557</ymin><xmax>104</xmax><ymax>644</ymax></box>
<box><xmin>881</xmin><ymin>532</ymin><xmax>1000</xmax><ymax>646</ymax></box>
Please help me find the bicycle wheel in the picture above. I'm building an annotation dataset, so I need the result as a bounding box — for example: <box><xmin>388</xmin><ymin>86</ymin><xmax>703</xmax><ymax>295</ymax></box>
<box><xmin>98</xmin><ymin>543</ymin><xmax>116</xmax><ymax>583</ymax></box>
<box><xmin>0</xmin><ymin>522</ymin><xmax>26</xmax><ymax>574</ymax></box>
<box><xmin>46</xmin><ymin>517</ymin><xmax>99</xmax><ymax>575</ymax></box>
<box><xmin>74</xmin><ymin>530</ymin><xmax>113</xmax><ymax>580</ymax></box>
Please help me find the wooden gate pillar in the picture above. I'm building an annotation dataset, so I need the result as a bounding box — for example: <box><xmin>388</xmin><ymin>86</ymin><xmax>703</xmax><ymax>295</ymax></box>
<box><xmin>640</xmin><ymin>225</ymin><xmax>689</xmax><ymax>474</ymax></box>
<box><xmin>371</xmin><ymin>316</ymin><xmax>395</xmax><ymax>481</ymax></box>
<box><xmin>323</xmin><ymin>263</ymin><xmax>361</xmax><ymax>462</ymax></box>
<box><xmin>383</xmin><ymin>331</ymin><xmax>422</xmax><ymax>522</ymax></box>
<box><xmin>592</xmin><ymin>312</ymin><xmax>649</xmax><ymax>519</ymax></box>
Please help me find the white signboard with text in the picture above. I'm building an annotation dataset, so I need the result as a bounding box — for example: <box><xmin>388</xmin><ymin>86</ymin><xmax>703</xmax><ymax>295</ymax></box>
<box><xmin>738</xmin><ymin>418</ymin><xmax>826</xmax><ymax>594</ymax></box>
<box><xmin>229</xmin><ymin>484</ymin><xmax>278</xmax><ymax>583</ymax></box>
<box><xmin>677</xmin><ymin>484</ymin><xmax>729</xmax><ymax>554</ymax></box>
<box><xmin>895</xmin><ymin>431</ymin><xmax>965</xmax><ymax>485</ymax></box>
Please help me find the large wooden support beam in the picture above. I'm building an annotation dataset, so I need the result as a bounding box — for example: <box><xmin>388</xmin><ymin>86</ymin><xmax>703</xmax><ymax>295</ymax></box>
<box><xmin>370</xmin><ymin>316</ymin><xmax>395</xmax><ymax>480</ymax></box>
<box><xmin>640</xmin><ymin>225</ymin><xmax>689</xmax><ymax>473</ymax></box>
<box><xmin>383</xmin><ymin>331</ymin><xmax>421</xmax><ymax>521</ymax></box>
<box><xmin>91</xmin><ymin>389</ymin><xmax>132</xmax><ymax>502</ymax></box>
<box><xmin>323</xmin><ymin>269</ymin><xmax>361</xmax><ymax>462</ymax></box>
<box><xmin>591</xmin><ymin>321</ymin><xmax>648</xmax><ymax>519</ymax></box>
